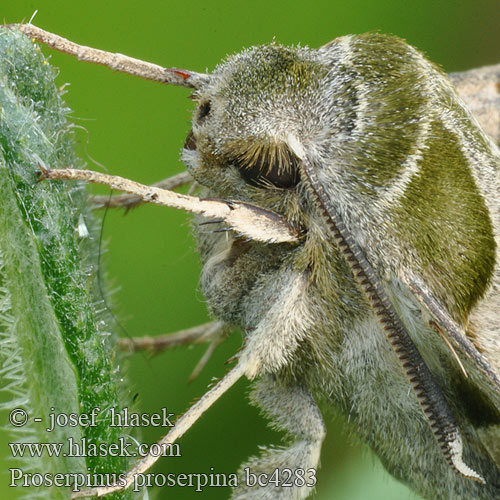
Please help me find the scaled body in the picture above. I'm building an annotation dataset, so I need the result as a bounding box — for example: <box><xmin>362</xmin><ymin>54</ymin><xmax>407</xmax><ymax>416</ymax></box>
<box><xmin>183</xmin><ymin>33</ymin><xmax>500</xmax><ymax>499</ymax></box>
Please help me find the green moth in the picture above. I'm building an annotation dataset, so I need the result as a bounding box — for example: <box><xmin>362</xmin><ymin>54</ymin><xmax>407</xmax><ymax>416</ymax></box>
<box><xmin>10</xmin><ymin>25</ymin><xmax>500</xmax><ymax>500</ymax></box>
<box><xmin>185</xmin><ymin>34</ymin><xmax>500</xmax><ymax>500</ymax></box>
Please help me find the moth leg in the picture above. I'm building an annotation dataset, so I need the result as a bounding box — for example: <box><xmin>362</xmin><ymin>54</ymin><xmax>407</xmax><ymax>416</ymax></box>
<box><xmin>8</xmin><ymin>24</ymin><xmax>209</xmax><ymax>89</ymax></box>
<box><xmin>117</xmin><ymin>321</ymin><xmax>226</xmax><ymax>352</ymax></box>
<box><xmin>187</xmin><ymin>332</ymin><xmax>226</xmax><ymax>382</ymax></box>
<box><xmin>91</xmin><ymin>171</ymin><xmax>193</xmax><ymax>210</ymax></box>
<box><xmin>118</xmin><ymin>321</ymin><xmax>229</xmax><ymax>381</ymax></box>
<box><xmin>72</xmin><ymin>362</ymin><xmax>247</xmax><ymax>498</ymax></box>
<box><xmin>39</xmin><ymin>166</ymin><xmax>300</xmax><ymax>244</ymax></box>
<box><xmin>404</xmin><ymin>274</ymin><xmax>500</xmax><ymax>397</ymax></box>
<box><xmin>231</xmin><ymin>376</ymin><xmax>324</xmax><ymax>500</ymax></box>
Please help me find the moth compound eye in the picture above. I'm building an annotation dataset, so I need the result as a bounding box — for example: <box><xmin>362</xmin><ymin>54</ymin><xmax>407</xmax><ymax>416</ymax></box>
<box><xmin>197</xmin><ymin>101</ymin><xmax>211</xmax><ymax>122</ymax></box>
<box><xmin>231</xmin><ymin>144</ymin><xmax>300</xmax><ymax>189</ymax></box>
<box><xmin>184</xmin><ymin>129</ymin><xmax>196</xmax><ymax>150</ymax></box>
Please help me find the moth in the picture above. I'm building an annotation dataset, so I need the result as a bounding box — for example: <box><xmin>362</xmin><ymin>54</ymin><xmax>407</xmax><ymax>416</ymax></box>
<box><xmin>11</xmin><ymin>24</ymin><xmax>500</xmax><ymax>500</ymax></box>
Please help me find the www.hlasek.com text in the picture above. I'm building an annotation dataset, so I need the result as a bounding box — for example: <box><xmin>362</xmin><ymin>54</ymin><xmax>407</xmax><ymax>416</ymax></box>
<box><xmin>9</xmin><ymin>436</ymin><xmax>181</xmax><ymax>458</ymax></box>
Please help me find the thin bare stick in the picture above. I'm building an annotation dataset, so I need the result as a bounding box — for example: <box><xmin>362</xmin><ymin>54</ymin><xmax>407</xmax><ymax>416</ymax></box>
<box><xmin>39</xmin><ymin>166</ymin><xmax>301</xmax><ymax>244</ymax></box>
<box><xmin>71</xmin><ymin>361</ymin><xmax>246</xmax><ymax>498</ymax></box>
<box><xmin>117</xmin><ymin>321</ymin><xmax>223</xmax><ymax>352</ymax></box>
<box><xmin>91</xmin><ymin>171</ymin><xmax>193</xmax><ymax>209</ymax></box>
<box><xmin>7</xmin><ymin>24</ymin><xmax>209</xmax><ymax>89</ymax></box>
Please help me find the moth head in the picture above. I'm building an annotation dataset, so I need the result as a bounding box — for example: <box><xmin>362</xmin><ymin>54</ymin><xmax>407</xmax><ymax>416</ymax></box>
<box><xmin>182</xmin><ymin>43</ymin><xmax>330</xmax><ymax>196</ymax></box>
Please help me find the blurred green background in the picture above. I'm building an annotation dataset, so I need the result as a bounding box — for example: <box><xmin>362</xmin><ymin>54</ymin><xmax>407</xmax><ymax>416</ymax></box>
<box><xmin>1</xmin><ymin>1</ymin><xmax>499</xmax><ymax>499</ymax></box>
